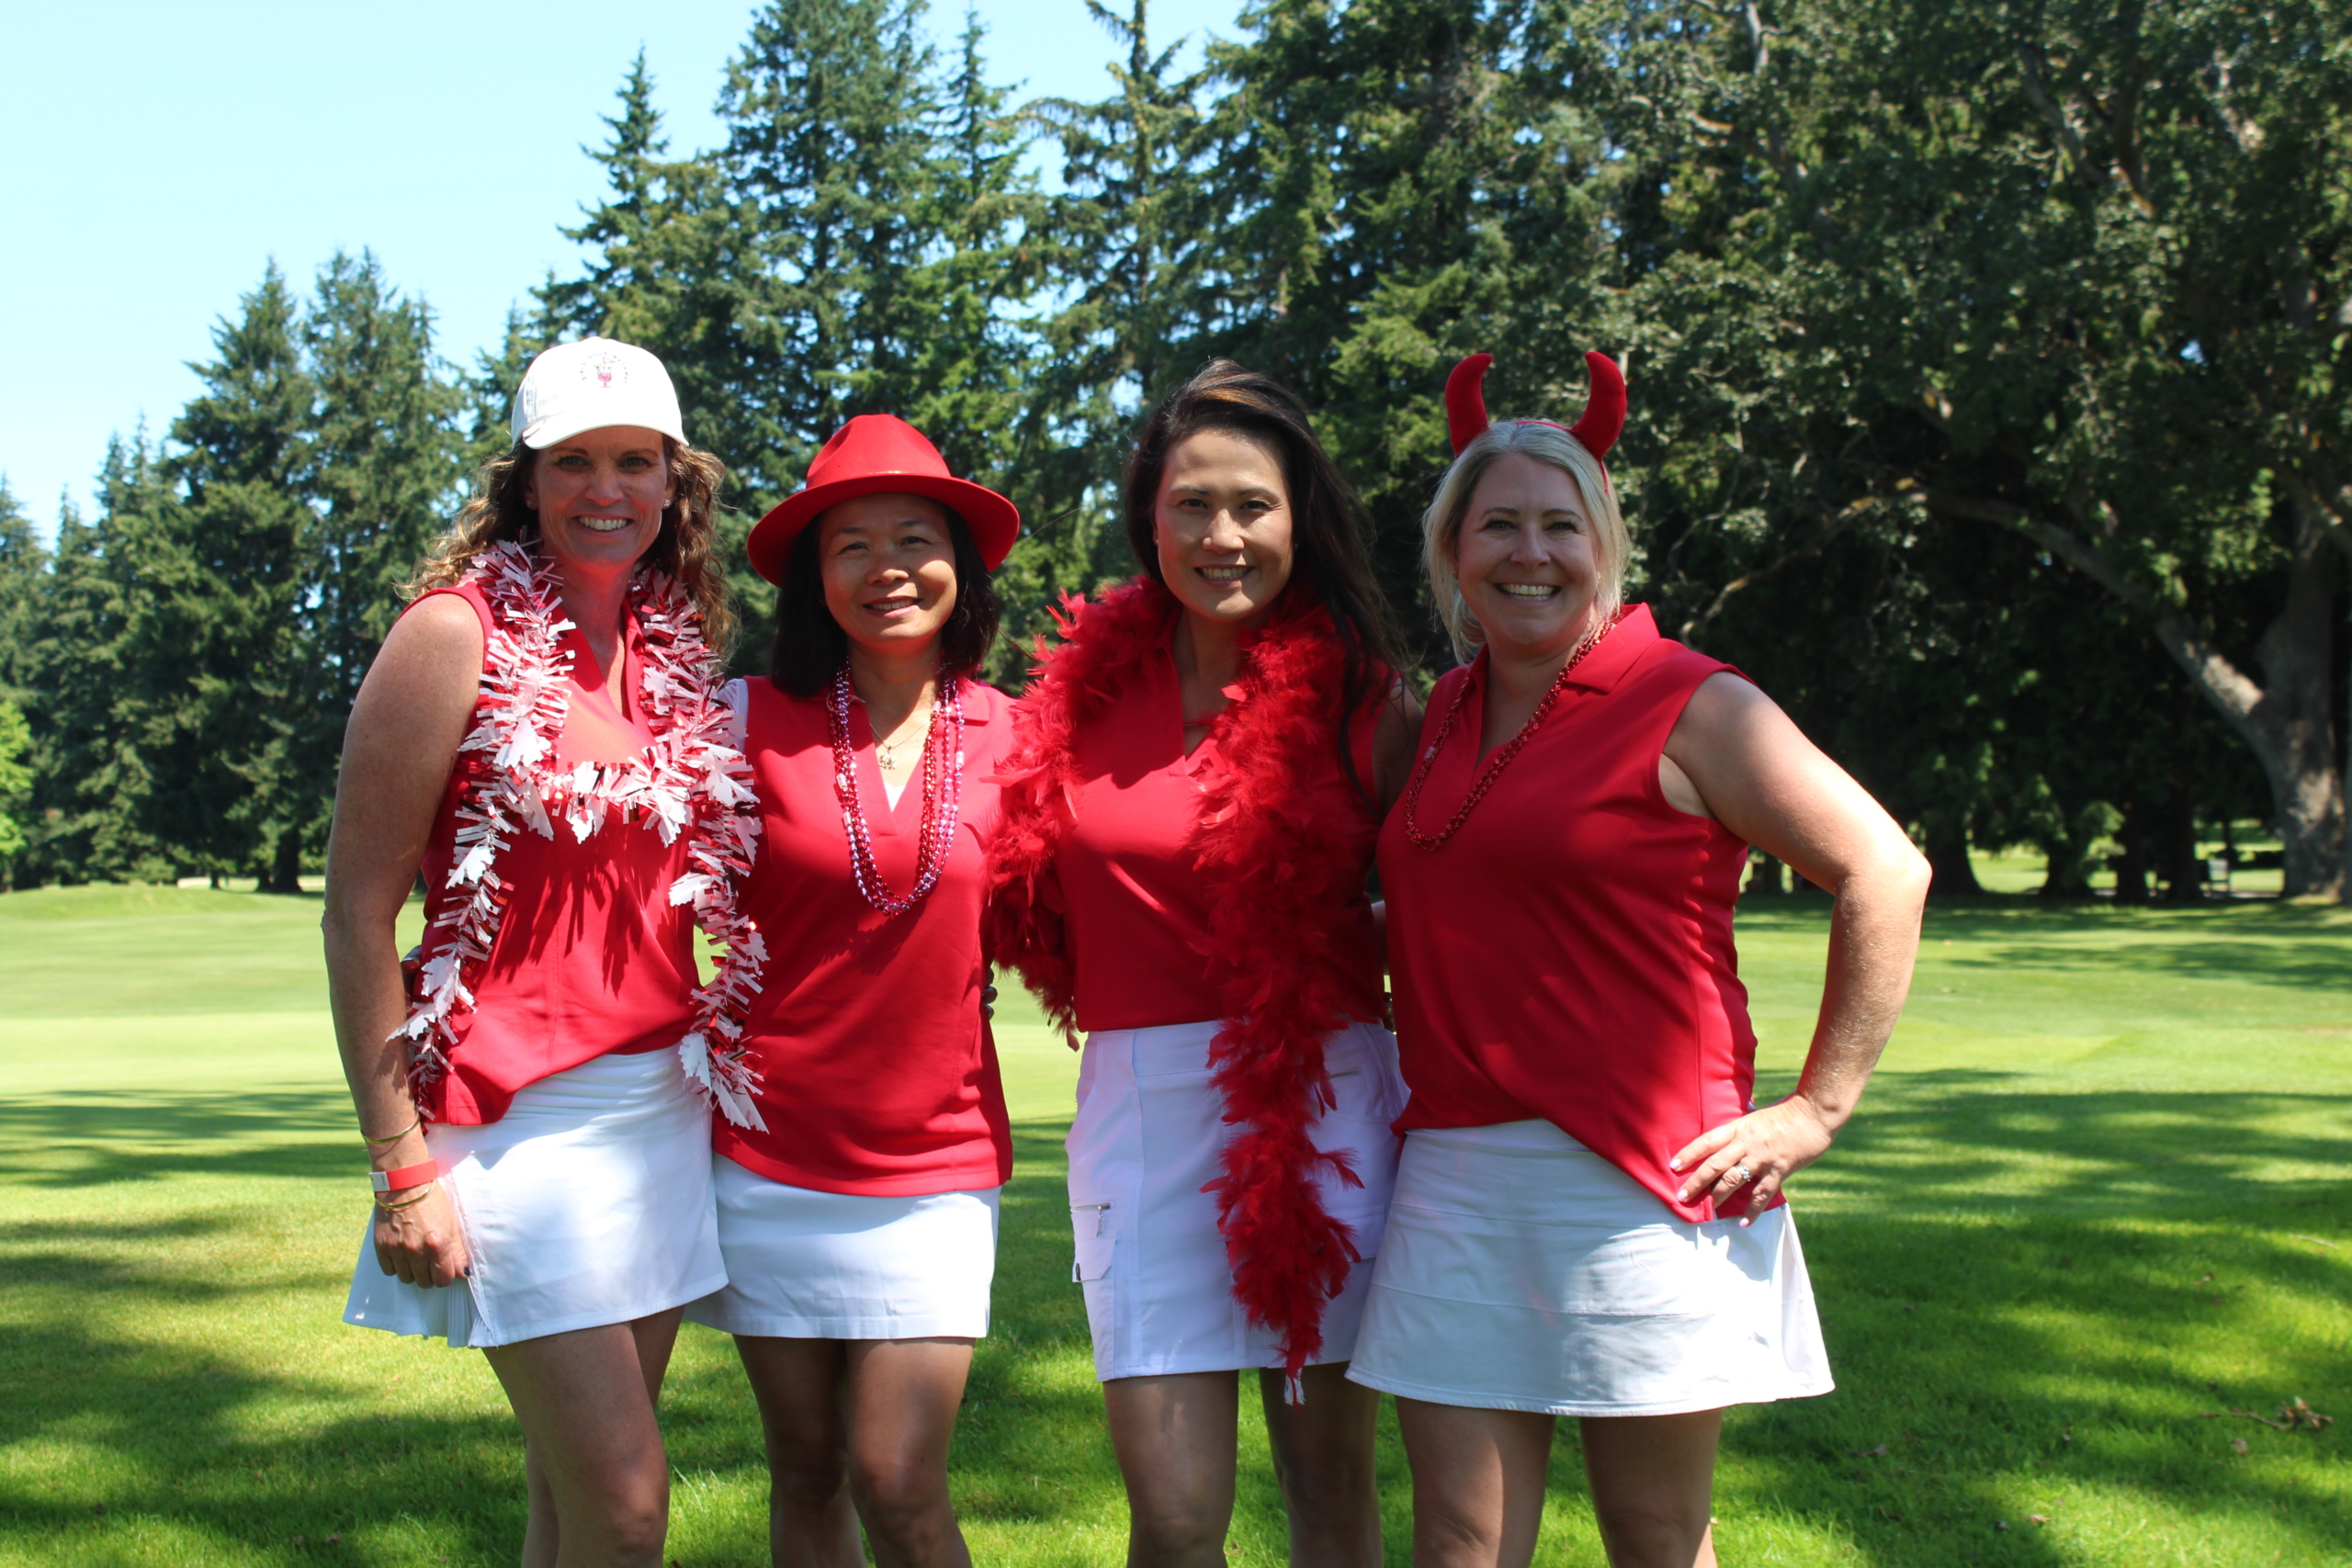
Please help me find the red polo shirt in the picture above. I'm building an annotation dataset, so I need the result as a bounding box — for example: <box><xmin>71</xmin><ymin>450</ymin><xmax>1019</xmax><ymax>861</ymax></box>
<box><xmin>409</xmin><ymin>582</ymin><xmax>699</xmax><ymax>1125</ymax></box>
<box><xmin>1377</xmin><ymin>606</ymin><xmax>1775</xmax><ymax>1221</ymax></box>
<box><xmin>714</xmin><ymin>674</ymin><xmax>1016</xmax><ymax>1196</ymax></box>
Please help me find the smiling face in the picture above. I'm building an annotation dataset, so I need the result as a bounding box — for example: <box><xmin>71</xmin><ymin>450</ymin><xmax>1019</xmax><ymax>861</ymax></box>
<box><xmin>1451</xmin><ymin>450</ymin><xmax>1601</xmax><ymax>662</ymax></box>
<box><xmin>523</xmin><ymin>424</ymin><xmax>673</xmax><ymax>580</ymax></box>
<box><xmin>1153</xmin><ymin>427</ymin><xmax>1296</xmax><ymax>627</ymax></box>
<box><xmin>816</xmin><ymin>491</ymin><xmax>960</xmax><ymax>659</ymax></box>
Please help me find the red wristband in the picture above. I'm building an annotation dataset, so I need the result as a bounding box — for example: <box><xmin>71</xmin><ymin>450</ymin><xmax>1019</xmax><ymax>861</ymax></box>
<box><xmin>370</xmin><ymin>1161</ymin><xmax>439</xmax><ymax>1194</ymax></box>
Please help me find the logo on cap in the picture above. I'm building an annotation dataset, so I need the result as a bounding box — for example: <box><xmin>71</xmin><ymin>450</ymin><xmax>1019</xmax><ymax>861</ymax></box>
<box><xmin>581</xmin><ymin>348</ymin><xmax>628</xmax><ymax>391</ymax></box>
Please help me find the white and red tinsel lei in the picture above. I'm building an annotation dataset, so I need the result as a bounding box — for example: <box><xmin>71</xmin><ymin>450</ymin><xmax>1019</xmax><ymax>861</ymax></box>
<box><xmin>396</xmin><ymin>540</ymin><xmax>771</xmax><ymax>1130</ymax></box>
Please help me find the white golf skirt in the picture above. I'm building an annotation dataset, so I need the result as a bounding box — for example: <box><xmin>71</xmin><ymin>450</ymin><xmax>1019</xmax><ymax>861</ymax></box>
<box><xmin>1348</xmin><ymin>1120</ymin><xmax>1833</xmax><ymax>1416</ymax></box>
<box><xmin>1068</xmin><ymin>1018</ymin><xmax>1406</xmax><ymax>1382</ymax></box>
<box><xmin>685</xmin><ymin>1155</ymin><xmax>1000</xmax><ymax>1339</ymax></box>
<box><xmin>342</xmin><ymin>1047</ymin><xmax>724</xmax><ymax>1348</ymax></box>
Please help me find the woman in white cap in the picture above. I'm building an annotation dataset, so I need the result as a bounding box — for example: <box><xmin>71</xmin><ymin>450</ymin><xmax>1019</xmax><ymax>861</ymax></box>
<box><xmin>327</xmin><ymin>337</ymin><xmax>755</xmax><ymax>1567</ymax></box>
<box><xmin>683</xmin><ymin>414</ymin><xmax>1022</xmax><ymax>1567</ymax></box>
<box><xmin>1349</xmin><ymin>354</ymin><xmax>1928</xmax><ymax>1568</ymax></box>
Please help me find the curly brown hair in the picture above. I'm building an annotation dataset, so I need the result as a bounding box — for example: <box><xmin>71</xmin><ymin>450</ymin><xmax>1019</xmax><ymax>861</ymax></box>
<box><xmin>406</xmin><ymin>439</ymin><xmax>736</xmax><ymax>654</ymax></box>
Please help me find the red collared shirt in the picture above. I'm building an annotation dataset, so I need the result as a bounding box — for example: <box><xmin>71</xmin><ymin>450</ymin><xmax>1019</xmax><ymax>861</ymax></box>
<box><xmin>1048</xmin><ymin>626</ymin><xmax>1385</xmax><ymax>1033</ymax></box>
<box><xmin>410</xmin><ymin>582</ymin><xmax>698</xmax><ymax>1125</ymax></box>
<box><xmin>715</xmin><ymin>675</ymin><xmax>1016</xmax><ymax>1196</ymax></box>
<box><xmin>1377</xmin><ymin>606</ymin><xmax>1773</xmax><ymax>1221</ymax></box>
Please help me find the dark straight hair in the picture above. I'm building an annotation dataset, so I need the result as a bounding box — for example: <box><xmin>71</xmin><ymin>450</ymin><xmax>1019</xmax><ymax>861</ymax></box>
<box><xmin>1122</xmin><ymin>359</ymin><xmax>1402</xmax><ymax>800</ymax></box>
<box><xmin>767</xmin><ymin>503</ymin><xmax>1002</xmax><ymax>696</ymax></box>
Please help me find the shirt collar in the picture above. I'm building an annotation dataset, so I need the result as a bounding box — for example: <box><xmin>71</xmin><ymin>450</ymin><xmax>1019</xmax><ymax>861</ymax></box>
<box><xmin>1462</xmin><ymin>603</ymin><xmax>1657</xmax><ymax>697</ymax></box>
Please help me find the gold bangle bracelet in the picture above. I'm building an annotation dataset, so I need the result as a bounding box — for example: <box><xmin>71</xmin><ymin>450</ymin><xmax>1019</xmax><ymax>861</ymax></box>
<box><xmin>361</xmin><ymin>1112</ymin><xmax>422</xmax><ymax>1147</ymax></box>
<box><xmin>372</xmin><ymin>1182</ymin><xmax>437</xmax><ymax>1212</ymax></box>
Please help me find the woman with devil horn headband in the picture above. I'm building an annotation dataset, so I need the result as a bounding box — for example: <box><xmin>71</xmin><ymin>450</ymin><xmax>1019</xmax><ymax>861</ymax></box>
<box><xmin>988</xmin><ymin>363</ymin><xmax>1421</xmax><ymax>1564</ymax></box>
<box><xmin>1349</xmin><ymin>353</ymin><xmax>1929</xmax><ymax>1568</ymax></box>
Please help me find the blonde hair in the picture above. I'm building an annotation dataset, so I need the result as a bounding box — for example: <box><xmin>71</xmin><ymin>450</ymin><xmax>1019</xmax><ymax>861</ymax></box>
<box><xmin>1420</xmin><ymin>420</ymin><xmax>1627</xmax><ymax>662</ymax></box>
<box><xmin>407</xmin><ymin>438</ymin><xmax>737</xmax><ymax>657</ymax></box>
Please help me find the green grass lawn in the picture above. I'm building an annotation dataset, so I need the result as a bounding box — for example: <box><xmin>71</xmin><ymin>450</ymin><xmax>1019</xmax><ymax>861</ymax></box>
<box><xmin>2</xmin><ymin>884</ymin><xmax>2346</xmax><ymax>1565</ymax></box>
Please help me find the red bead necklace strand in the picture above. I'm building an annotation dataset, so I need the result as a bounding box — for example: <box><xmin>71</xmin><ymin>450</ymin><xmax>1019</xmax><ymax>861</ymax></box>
<box><xmin>1400</xmin><ymin>610</ymin><xmax>1621</xmax><ymax>852</ymax></box>
<box><xmin>826</xmin><ymin>666</ymin><xmax>966</xmax><ymax>914</ymax></box>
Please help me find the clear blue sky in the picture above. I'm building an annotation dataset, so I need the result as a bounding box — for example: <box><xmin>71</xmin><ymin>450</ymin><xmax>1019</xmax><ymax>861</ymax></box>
<box><xmin>2</xmin><ymin>1</ymin><xmax>1238</xmax><ymax>536</ymax></box>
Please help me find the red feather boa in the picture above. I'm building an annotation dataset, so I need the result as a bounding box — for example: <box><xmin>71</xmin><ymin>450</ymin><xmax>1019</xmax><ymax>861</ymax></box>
<box><xmin>985</xmin><ymin>579</ymin><xmax>1383</xmax><ymax>1393</ymax></box>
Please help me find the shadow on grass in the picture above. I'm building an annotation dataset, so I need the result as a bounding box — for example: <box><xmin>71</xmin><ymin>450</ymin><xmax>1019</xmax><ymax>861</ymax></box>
<box><xmin>0</xmin><ymin>1306</ymin><xmax>532</xmax><ymax>1562</ymax></box>
<box><xmin>1713</xmin><ymin>1071</ymin><xmax>2352</xmax><ymax>1563</ymax></box>
<box><xmin>1743</xmin><ymin>895</ymin><xmax>2352</xmax><ymax>997</ymax></box>
<box><xmin>0</xmin><ymin>1088</ymin><xmax>356</xmax><ymax>1189</ymax></box>
<box><xmin>6</xmin><ymin>1082</ymin><xmax>2346</xmax><ymax>1564</ymax></box>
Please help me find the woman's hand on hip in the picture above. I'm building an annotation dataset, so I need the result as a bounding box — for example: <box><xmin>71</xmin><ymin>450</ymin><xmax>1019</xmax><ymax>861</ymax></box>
<box><xmin>1669</xmin><ymin>1094</ymin><xmax>1838</xmax><ymax>1217</ymax></box>
<box><xmin>374</xmin><ymin>1185</ymin><xmax>470</xmax><ymax>1288</ymax></box>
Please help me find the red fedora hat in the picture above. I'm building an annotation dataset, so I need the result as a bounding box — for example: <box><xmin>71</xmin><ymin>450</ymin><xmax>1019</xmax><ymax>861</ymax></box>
<box><xmin>746</xmin><ymin>415</ymin><xmax>1022</xmax><ymax>582</ymax></box>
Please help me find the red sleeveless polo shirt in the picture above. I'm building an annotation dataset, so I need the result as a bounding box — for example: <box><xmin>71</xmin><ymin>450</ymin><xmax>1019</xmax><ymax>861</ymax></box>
<box><xmin>407</xmin><ymin>582</ymin><xmax>700</xmax><ymax>1125</ymax></box>
<box><xmin>1376</xmin><ymin>605</ymin><xmax>1774</xmax><ymax>1222</ymax></box>
<box><xmin>712</xmin><ymin>676</ymin><xmax>1016</xmax><ymax>1197</ymax></box>
<box><xmin>1047</xmin><ymin>620</ymin><xmax>1385</xmax><ymax>1034</ymax></box>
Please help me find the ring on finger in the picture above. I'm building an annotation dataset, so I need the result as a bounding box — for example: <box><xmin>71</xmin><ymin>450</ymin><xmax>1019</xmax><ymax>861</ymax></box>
<box><xmin>1727</xmin><ymin>1163</ymin><xmax>1755</xmax><ymax>1187</ymax></box>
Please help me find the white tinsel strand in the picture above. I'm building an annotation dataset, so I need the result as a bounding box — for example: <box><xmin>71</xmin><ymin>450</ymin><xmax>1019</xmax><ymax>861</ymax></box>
<box><xmin>393</xmin><ymin>543</ymin><xmax>755</xmax><ymax>1119</ymax></box>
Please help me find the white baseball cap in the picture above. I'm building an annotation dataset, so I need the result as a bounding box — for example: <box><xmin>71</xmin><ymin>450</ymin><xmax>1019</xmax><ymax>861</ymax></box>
<box><xmin>509</xmin><ymin>336</ymin><xmax>688</xmax><ymax>449</ymax></box>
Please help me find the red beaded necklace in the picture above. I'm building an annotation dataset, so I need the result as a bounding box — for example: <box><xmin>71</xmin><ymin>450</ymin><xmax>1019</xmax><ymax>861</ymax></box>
<box><xmin>1399</xmin><ymin>610</ymin><xmax>1621</xmax><ymax>852</ymax></box>
<box><xmin>826</xmin><ymin>665</ymin><xmax>966</xmax><ymax>914</ymax></box>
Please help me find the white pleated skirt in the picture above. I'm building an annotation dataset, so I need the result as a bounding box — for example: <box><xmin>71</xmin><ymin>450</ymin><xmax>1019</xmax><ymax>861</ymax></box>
<box><xmin>342</xmin><ymin>1048</ymin><xmax>724</xmax><ymax>1348</ymax></box>
<box><xmin>1067</xmin><ymin>1018</ymin><xmax>1406</xmax><ymax>1382</ymax></box>
<box><xmin>1347</xmin><ymin>1120</ymin><xmax>1833</xmax><ymax>1416</ymax></box>
<box><xmin>684</xmin><ymin>1155</ymin><xmax>1001</xmax><ymax>1339</ymax></box>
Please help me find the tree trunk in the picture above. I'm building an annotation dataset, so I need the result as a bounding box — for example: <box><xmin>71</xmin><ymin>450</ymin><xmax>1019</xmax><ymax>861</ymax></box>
<box><xmin>2110</xmin><ymin>792</ymin><xmax>2150</xmax><ymax>904</ymax></box>
<box><xmin>2024</xmin><ymin>504</ymin><xmax>2340</xmax><ymax>900</ymax></box>
<box><xmin>1746</xmin><ymin>852</ymin><xmax>1786</xmax><ymax>896</ymax></box>
<box><xmin>1930</xmin><ymin>492</ymin><xmax>2346</xmax><ymax>901</ymax></box>
<box><xmin>1922</xmin><ymin>818</ymin><xmax>1981</xmax><ymax>897</ymax></box>
<box><xmin>2162</xmin><ymin>778</ymin><xmax>2201</xmax><ymax>905</ymax></box>
<box><xmin>266</xmin><ymin>829</ymin><xmax>303</xmax><ymax>896</ymax></box>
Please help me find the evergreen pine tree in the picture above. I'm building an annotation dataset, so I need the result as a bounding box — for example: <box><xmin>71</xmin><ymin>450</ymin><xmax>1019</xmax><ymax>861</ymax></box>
<box><xmin>0</xmin><ymin>697</ymin><xmax>28</xmax><ymax>885</ymax></box>
<box><xmin>1203</xmin><ymin>0</ymin><xmax>1611</xmax><ymax>665</ymax></box>
<box><xmin>544</xmin><ymin>51</ymin><xmax>733</xmax><ymax>450</ymax></box>
<box><xmin>29</xmin><ymin>438</ymin><xmax>176</xmax><ymax>883</ymax></box>
<box><xmin>714</xmin><ymin>0</ymin><xmax>947</xmax><ymax>486</ymax></box>
<box><xmin>0</xmin><ymin>480</ymin><xmax>46</xmax><ymax>708</ymax></box>
<box><xmin>1024</xmin><ymin>0</ymin><xmax>1216</xmax><ymax>598</ymax></box>
<box><xmin>0</xmin><ymin>481</ymin><xmax>37</xmax><ymax>887</ymax></box>
<box><xmin>294</xmin><ymin>252</ymin><xmax>463</xmax><ymax>890</ymax></box>
<box><xmin>463</xmin><ymin>306</ymin><xmax>557</xmax><ymax>475</ymax></box>
<box><xmin>142</xmin><ymin>265</ymin><xmax>316</xmax><ymax>884</ymax></box>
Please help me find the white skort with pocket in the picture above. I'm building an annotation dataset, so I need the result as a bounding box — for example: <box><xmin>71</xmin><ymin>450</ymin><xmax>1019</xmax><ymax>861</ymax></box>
<box><xmin>1067</xmin><ymin>1017</ymin><xmax>1406</xmax><ymax>1381</ymax></box>
<box><xmin>342</xmin><ymin>1047</ymin><xmax>724</xmax><ymax>1349</ymax></box>
<box><xmin>1346</xmin><ymin>1119</ymin><xmax>1833</xmax><ymax>1416</ymax></box>
<box><xmin>684</xmin><ymin>1155</ymin><xmax>1000</xmax><ymax>1339</ymax></box>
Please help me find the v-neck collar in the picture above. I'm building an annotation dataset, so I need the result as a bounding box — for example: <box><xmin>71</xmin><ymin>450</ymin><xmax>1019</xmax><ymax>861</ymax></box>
<box><xmin>841</xmin><ymin>682</ymin><xmax>994</xmax><ymax>835</ymax></box>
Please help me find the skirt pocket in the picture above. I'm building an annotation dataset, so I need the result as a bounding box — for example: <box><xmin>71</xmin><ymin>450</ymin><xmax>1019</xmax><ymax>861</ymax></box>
<box><xmin>1071</xmin><ymin>1200</ymin><xmax>1117</xmax><ymax>1282</ymax></box>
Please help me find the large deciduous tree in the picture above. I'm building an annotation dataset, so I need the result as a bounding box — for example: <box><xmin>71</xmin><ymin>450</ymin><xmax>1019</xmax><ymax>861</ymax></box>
<box><xmin>1601</xmin><ymin>0</ymin><xmax>2349</xmax><ymax>896</ymax></box>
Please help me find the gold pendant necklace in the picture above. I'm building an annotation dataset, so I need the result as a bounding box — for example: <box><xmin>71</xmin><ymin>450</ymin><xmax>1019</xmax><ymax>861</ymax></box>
<box><xmin>876</xmin><ymin>705</ymin><xmax>934</xmax><ymax>771</ymax></box>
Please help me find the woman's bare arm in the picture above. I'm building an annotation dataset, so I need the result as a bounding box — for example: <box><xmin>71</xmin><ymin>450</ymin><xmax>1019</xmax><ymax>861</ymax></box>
<box><xmin>1657</xmin><ymin>672</ymin><xmax>1930</xmax><ymax>1214</ymax></box>
<box><xmin>322</xmin><ymin>593</ymin><xmax>481</xmax><ymax>1284</ymax></box>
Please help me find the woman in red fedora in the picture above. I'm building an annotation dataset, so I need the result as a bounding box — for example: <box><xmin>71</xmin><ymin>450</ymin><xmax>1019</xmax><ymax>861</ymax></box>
<box><xmin>1349</xmin><ymin>354</ymin><xmax>1929</xmax><ymax>1568</ymax></box>
<box><xmin>329</xmin><ymin>337</ymin><xmax>751</xmax><ymax>1565</ymax></box>
<box><xmin>683</xmin><ymin>414</ymin><xmax>1020</xmax><ymax>1567</ymax></box>
<box><xmin>988</xmin><ymin>363</ymin><xmax>1419</xmax><ymax>1566</ymax></box>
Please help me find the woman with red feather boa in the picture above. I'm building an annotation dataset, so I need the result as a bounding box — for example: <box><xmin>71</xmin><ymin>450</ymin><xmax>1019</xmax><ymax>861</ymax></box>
<box><xmin>987</xmin><ymin>362</ymin><xmax>1420</xmax><ymax>1566</ymax></box>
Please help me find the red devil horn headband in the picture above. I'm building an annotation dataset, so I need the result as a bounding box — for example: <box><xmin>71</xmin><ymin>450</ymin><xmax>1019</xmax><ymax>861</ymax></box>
<box><xmin>1443</xmin><ymin>350</ymin><xmax>1627</xmax><ymax>461</ymax></box>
